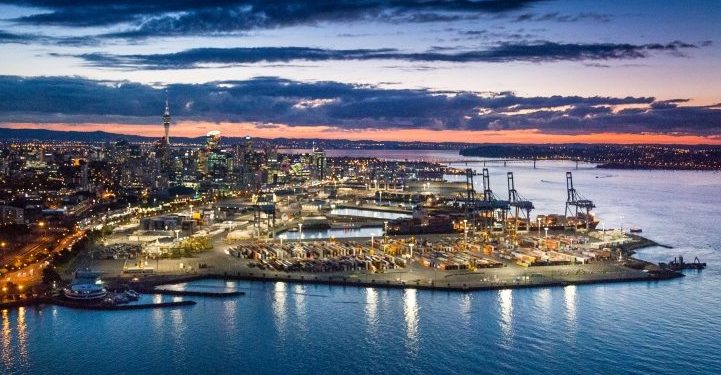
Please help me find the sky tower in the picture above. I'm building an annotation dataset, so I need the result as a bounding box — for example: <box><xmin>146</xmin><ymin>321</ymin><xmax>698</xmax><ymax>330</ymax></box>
<box><xmin>163</xmin><ymin>95</ymin><xmax>171</xmax><ymax>145</ymax></box>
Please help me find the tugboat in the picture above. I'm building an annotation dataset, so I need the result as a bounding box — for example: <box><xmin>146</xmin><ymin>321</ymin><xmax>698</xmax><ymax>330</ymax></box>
<box><xmin>659</xmin><ymin>256</ymin><xmax>706</xmax><ymax>271</ymax></box>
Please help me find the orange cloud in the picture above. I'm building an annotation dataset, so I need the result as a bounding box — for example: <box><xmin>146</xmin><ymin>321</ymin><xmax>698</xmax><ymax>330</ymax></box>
<box><xmin>3</xmin><ymin>121</ymin><xmax>720</xmax><ymax>145</ymax></box>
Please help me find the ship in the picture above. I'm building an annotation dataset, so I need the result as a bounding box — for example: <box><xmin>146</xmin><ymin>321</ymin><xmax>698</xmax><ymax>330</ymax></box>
<box><xmin>63</xmin><ymin>269</ymin><xmax>107</xmax><ymax>301</ymax></box>
<box><xmin>528</xmin><ymin>213</ymin><xmax>599</xmax><ymax>232</ymax></box>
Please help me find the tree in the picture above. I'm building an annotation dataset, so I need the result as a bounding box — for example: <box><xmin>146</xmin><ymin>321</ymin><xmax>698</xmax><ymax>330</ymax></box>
<box><xmin>42</xmin><ymin>267</ymin><xmax>62</xmax><ymax>285</ymax></box>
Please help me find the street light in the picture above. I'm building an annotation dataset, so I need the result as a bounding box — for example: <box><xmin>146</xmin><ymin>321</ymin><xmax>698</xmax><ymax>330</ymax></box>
<box><xmin>463</xmin><ymin>219</ymin><xmax>468</xmax><ymax>251</ymax></box>
<box><xmin>298</xmin><ymin>223</ymin><xmax>303</xmax><ymax>243</ymax></box>
<box><xmin>544</xmin><ymin>227</ymin><xmax>549</xmax><ymax>239</ymax></box>
<box><xmin>537</xmin><ymin>217</ymin><xmax>541</xmax><ymax>237</ymax></box>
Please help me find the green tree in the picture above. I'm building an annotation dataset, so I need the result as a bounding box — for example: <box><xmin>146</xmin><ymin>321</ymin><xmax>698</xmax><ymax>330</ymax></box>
<box><xmin>42</xmin><ymin>267</ymin><xmax>62</xmax><ymax>285</ymax></box>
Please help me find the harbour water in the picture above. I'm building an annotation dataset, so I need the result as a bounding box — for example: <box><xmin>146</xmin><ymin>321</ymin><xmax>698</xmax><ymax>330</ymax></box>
<box><xmin>276</xmin><ymin>227</ymin><xmax>383</xmax><ymax>240</ymax></box>
<box><xmin>3</xmin><ymin>151</ymin><xmax>721</xmax><ymax>374</ymax></box>
<box><xmin>329</xmin><ymin>207</ymin><xmax>411</xmax><ymax>221</ymax></box>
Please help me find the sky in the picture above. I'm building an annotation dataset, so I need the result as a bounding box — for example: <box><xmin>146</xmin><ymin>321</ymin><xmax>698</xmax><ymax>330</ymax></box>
<box><xmin>0</xmin><ymin>0</ymin><xmax>720</xmax><ymax>144</ymax></box>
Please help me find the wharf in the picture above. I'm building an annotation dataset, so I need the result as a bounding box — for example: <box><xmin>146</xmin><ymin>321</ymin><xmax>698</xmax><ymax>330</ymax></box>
<box><xmin>134</xmin><ymin>288</ymin><xmax>245</xmax><ymax>298</ymax></box>
<box><xmin>124</xmin><ymin>263</ymin><xmax>683</xmax><ymax>294</ymax></box>
<box><xmin>50</xmin><ymin>298</ymin><xmax>197</xmax><ymax>310</ymax></box>
<box><xmin>0</xmin><ymin>297</ymin><xmax>197</xmax><ymax>311</ymax></box>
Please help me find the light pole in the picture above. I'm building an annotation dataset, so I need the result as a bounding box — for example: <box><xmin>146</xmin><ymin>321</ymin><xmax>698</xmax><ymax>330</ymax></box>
<box><xmin>537</xmin><ymin>217</ymin><xmax>541</xmax><ymax>237</ymax></box>
<box><xmin>408</xmin><ymin>243</ymin><xmax>414</xmax><ymax>258</ymax></box>
<box><xmin>601</xmin><ymin>222</ymin><xmax>606</xmax><ymax>241</ymax></box>
<box><xmin>620</xmin><ymin>215</ymin><xmax>624</xmax><ymax>234</ymax></box>
<box><xmin>298</xmin><ymin>223</ymin><xmax>303</xmax><ymax>243</ymax></box>
<box><xmin>544</xmin><ymin>227</ymin><xmax>549</xmax><ymax>239</ymax></box>
<box><xmin>383</xmin><ymin>221</ymin><xmax>389</xmax><ymax>242</ymax></box>
<box><xmin>463</xmin><ymin>219</ymin><xmax>468</xmax><ymax>251</ymax></box>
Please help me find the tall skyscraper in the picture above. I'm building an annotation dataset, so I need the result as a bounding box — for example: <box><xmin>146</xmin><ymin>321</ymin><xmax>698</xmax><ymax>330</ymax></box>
<box><xmin>163</xmin><ymin>96</ymin><xmax>172</xmax><ymax>145</ymax></box>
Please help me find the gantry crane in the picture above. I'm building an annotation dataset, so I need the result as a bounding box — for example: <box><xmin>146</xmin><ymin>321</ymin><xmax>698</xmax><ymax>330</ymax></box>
<box><xmin>507</xmin><ymin>172</ymin><xmax>534</xmax><ymax>232</ymax></box>
<box><xmin>564</xmin><ymin>172</ymin><xmax>595</xmax><ymax>229</ymax></box>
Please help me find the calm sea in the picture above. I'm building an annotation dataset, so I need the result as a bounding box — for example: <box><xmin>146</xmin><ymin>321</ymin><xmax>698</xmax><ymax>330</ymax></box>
<box><xmin>3</xmin><ymin>150</ymin><xmax>720</xmax><ymax>375</ymax></box>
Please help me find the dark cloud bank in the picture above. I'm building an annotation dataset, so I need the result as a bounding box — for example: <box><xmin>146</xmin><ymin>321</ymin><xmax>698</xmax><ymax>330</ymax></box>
<box><xmin>73</xmin><ymin>41</ymin><xmax>698</xmax><ymax>69</ymax></box>
<box><xmin>0</xmin><ymin>75</ymin><xmax>719</xmax><ymax>136</ymax></box>
<box><xmin>5</xmin><ymin>1</ymin><xmax>542</xmax><ymax>35</ymax></box>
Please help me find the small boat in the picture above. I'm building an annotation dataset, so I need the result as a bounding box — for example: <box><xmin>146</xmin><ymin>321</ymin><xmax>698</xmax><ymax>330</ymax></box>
<box><xmin>125</xmin><ymin>290</ymin><xmax>140</xmax><ymax>300</ymax></box>
<box><xmin>630</xmin><ymin>227</ymin><xmax>642</xmax><ymax>233</ymax></box>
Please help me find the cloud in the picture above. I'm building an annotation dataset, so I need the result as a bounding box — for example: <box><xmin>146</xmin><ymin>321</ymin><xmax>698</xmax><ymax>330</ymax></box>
<box><xmin>71</xmin><ymin>41</ymin><xmax>699</xmax><ymax>69</ymax></box>
<box><xmin>0</xmin><ymin>75</ymin><xmax>719</xmax><ymax>136</ymax></box>
<box><xmin>8</xmin><ymin>0</ymin><xmax>542</xmax><ymax>37</ymax></box>
<box><xmin>0</xmin><ymin>29</ymin><xmax>100</xmax><ymax>46</ymax></box>
<box><xmin>512</xmin><ymin>12</ymin><xmax>612</xmax><ymax>23</ymax></box>
<box><xmin>0</xmin><ymin>30</ymin><xmax>31</xmax><ymax>44</ymax></box>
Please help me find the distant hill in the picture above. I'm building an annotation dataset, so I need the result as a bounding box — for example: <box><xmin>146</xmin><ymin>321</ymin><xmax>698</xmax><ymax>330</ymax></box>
<box><xmin>0</xmin><ymin>127</ymin><xmax>470</xmax><ymax>149</ymax></box>
<box><xmin>0</xmin><ymin>128</ymin><xmax>157</xmax><ymax>143</ymax></box>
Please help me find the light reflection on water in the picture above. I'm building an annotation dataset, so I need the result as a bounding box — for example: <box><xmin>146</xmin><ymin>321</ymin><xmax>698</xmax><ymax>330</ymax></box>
<box><xmin>16</xmin><ymin>308</ymin><xmax>27</xmax><ymax>366</ymax></box>
<box><xmin>403</xmin><ymin>289</ymin><xmax>419</xmax><ymax>353</ymax></box>
<box><xmin>292</xmin><ymin>284</ymin><xmax>308</xmax><ymax>331</ymax></box>
<box><xmin>499</xmin><ymin>289</ymin><xmax>513</xmax><ymax>344</ymax></box>
<box><xmin>536</xmin><ymin>288</ymin><xmax>552</xmax><ymax>317</ymax></box>
<box><xmin>272</xmin><ymin>282</ymin><xmax>288</xmax><ymax>338</ymax></box>
<box><xmin>365</xmin><ymin>288</ymin><xmax>378</xmax><ymax>332</ymax></box>
<box><xmin>459</xmin><ymin>293</ymin><xmax>472</xmax><ymax>328</ymax></box>
<box><xmin>1</xmin><ymin>309</ymin><xmax>10</xmax><ymax>368</ymax></box>
<box><xmin>564</xmin><ymin>285</ymin><xmax>577</xmax><ymax>329</ymax></box>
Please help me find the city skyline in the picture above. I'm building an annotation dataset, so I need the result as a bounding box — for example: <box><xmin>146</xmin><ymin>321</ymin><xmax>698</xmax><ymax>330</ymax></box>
<box><xmin>0</xmin><ymin>1</ymin><xmax>720</xmax><ymax>144</ymax></box>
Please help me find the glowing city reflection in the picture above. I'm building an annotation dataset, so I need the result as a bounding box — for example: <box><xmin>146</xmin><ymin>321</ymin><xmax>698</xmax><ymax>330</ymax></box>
<box><xmin>272</xmin><ymin>282</ymin><xmax>288</xmax><ymax>337</ymax></box>
<box><xmin>403</xmin><ymin>289</ymin><xmax>419</xmax><ymax>353</ymax></box>
<box><xmin>499</xmin><ymin>289</ymin><xmax>513</xmax><ymax>343</ymax></box>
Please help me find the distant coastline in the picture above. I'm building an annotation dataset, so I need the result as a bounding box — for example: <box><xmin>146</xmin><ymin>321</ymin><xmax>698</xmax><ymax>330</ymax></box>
<box><xmin>459</xmin><ymin>144</ymin><xmax>721</xmax><ymax>171</ymax></box>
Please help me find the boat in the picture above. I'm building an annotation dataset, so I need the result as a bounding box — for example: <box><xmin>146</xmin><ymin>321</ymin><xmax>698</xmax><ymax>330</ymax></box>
<box><xmin>659</xmin><ymin>256</ymin><xmax>706</xmax><ymax>271</ymax></box>
<box><xmin>630</xmin><ymin>227</ymin><xmax>643</xmax><ymax>233</ymax></box>
<box><xmin>529</xmin><ymin>213</ymin><xmax>599</xmax><ymax>232</ymax></box>
<box><xmin>125</xmin><ymin>290</ymin><xmax>140</xmax><ymax>300</ymax></box>
<box><xmin>63</xmin><ymin>269</ymin><xmax>107</xmax><ymax>301</ymax></box>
